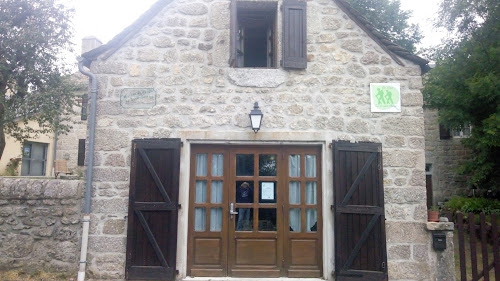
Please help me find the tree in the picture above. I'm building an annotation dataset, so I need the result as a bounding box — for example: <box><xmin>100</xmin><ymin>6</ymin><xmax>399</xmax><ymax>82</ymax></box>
<box><xmin>345</xmin><ymin>0</ymin><xmax>423</xmax><ymax>52</ymax></box>
<box><xmin>0</xmin><ymin>0</ymin><xmax>77</xmax><ymax>160</ymax></box>
<box><xmin>423</xmin><ymin>0</ymin><xmax>500</xmax><ymax>195</ymax></box>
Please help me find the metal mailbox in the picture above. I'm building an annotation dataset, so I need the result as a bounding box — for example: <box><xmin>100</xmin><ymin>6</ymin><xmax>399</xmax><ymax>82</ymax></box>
<box><xmin>432</xmin><ymin>232</ymin><xmax>447</xmax><ymax>251</ymax></box>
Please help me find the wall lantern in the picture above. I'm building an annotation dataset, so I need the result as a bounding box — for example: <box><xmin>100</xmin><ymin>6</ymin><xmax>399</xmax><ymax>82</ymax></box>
<box><xmin>249</xmin><ymin>102</ymin><xmax>263</xmax><ymax>133</ymax></box>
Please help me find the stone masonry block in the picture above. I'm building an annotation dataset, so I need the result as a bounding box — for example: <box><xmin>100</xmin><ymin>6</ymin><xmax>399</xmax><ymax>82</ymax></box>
<box><xmin>92</xmin><ymin>198</ymin><xmax>129</xmax><ymax>214</ymax></box>
<box><xmin>388</xmin><ymin>261</ymin><xmax>430</xmax><ymax>280</ymax></box>
<box><xmin>388</xmin><ymin>244</ymin><xmax>411</xmax><ymax>259</ymax></box>
<box><xmin>385</xmin><ymin>187</ymin><xmax>426</xmax><ymax>204</ymax></box>
<box><xmin>88</xmin><ymin>235</ymin><xmax>126</xmax><ymax>253</ymax></box>
<box><xmin>386</xmin><ymin>221</ymin><xmax>428</xmax><ymax>244</ymax></box>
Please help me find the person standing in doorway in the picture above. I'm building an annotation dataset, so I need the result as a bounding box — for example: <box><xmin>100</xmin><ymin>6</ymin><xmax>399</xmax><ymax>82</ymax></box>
<box><xmin>236</xmin><ymin>182</ymin><xmax>253</xmax><ymax>230</ymax></box>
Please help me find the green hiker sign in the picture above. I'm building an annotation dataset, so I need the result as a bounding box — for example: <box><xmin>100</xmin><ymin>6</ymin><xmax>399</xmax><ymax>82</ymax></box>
<box><xmin>370</xmin><ymin>83</ymin><xmax>401</xmax><ymax>113</ymax></box>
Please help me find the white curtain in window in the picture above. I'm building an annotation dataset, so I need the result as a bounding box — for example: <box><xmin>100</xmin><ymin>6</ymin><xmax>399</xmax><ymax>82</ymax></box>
<box><xmin>195</xmin><ymin>207</ymin><xmax>206</xmax><ymax>231</ymax></box>
<box><xmin>289</xmin><ymin>182</ymin><xmax>300</xmax><ymax>204</ymax></box>
<box><xmin>306</xmin><ymin>182</ymin><xmax>317</xmax><ymax>205</ymax></box>
<box><xmin>289</xmin><ymin>208</ymin><xmax>301</xmax><ymax>232</ymax></box>
<box><xmin>195</xmin><ymin>181</ymin><xmax>207</xmax><ymax>203</ymax></box>
<box><xmin>210</xmin><ymin>208</ymin><xmax>222</xmax><ymax>231</ymax></box>
<box><xmin>306</xmin><ymin>209</ymin><xmax>317</xmax><ymax>232</ymax></box>
<box><xmin>211</xmin><ymin>181</ymin><xmax>223</xmax><ymax>203</ymax></box>
<box><xmin>305</xmin><ymin>155</ymin><xmax>316</xmax><ymax>177</ymax></box>
<box><xmin>212</xmin><ymin>154</ymin><xmax>223</xmax><ymax>176</ymax></box>
<box><xmin>289</xmin><ymin>155</ymin><xmax>300</xmax><ymax>177</ymax></box>
<box><xmin>196</xmin><ymin>154</ymin><xmax>208</xmax><ymax>176</ymax></box>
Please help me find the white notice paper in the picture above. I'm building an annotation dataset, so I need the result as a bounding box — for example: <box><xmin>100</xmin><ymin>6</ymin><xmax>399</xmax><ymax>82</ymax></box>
<box><xmin>261</xmin><ymin>182</ymin><xmax>274</xmax><ymax>200</ymax></box>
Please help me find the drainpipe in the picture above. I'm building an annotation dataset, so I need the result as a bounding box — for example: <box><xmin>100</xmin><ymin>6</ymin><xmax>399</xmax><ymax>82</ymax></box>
<box><xmin>77</xmin><ymin>57</ymin><xmax>98</xmax><ymax>281</ymax></box>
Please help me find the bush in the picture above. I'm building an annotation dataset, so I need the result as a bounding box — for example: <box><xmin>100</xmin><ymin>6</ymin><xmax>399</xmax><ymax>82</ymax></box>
<box><xmin>443</xmin><ymin>196</ymin><xmax>500</xmax><ymax>214</ymax></box>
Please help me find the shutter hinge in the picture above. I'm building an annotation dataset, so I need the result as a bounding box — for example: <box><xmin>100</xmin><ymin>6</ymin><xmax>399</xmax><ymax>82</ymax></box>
<box><xmin>181</xmin><ymin>142</ymin><xmax>184</xmax><ymax>147</ymax></box>
<box><xmin>280</xmin><ymin>59</ymin><xmax>283</xmax><ymax>67</ymax></box>
<box><xmin>331</xmin><ymin>205</ymin><xmax>334</xmax><ymax>211</ymax></box>
<box><xmin>176</xmin><ymin>270</ymin><xmax>179</xmax><ymax>275</ymax></box>
<box><xmin>382</xmin><ymin>262</ymin><xmax>386</xmax><ymax>269</ymax></box>
<box><xmin>178</xmin><ymin>204</ymin><xmax>182</xmax><ymax>209</ymax></box>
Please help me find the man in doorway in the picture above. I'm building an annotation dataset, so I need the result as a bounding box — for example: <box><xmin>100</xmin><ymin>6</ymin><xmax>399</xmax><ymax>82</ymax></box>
<box><xmin>236</xmin><ymin>182</ymin><xmax>253</xmax><ymax>230</ymax></box>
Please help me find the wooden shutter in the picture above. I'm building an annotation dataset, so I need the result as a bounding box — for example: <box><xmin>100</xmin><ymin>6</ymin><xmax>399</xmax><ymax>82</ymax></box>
<box><xmin>282</xmin><ymin>0</ymin><xmax>307</xmax><ymax>69</ymax></box>
<box><xmin>229</xmin><ymin>0</ymin><xmax>238</xmax><ymax>67</ymax></box>
<box><xmin>439</xmin><ymin>124</ymin><xmax>451</xmax><ymax>139</ymax></box>
<box><xmin>333</xmin><ymin>141</ymin><xmax>388</xmax><ymax>281</ymax></box>
<box><xmin>125</xmin><ymin>139</ymin><xmax>181</xmax><ymax>280</ymax></box>
<box><xmin>81</xmin><ymin>94</ymin><xmax>88</xmax><ymax>121</ymax></box>
<box><xmin>77</xmin><ymin>139</ymin><xmax>85</xmax><ymax>166</ymax></box>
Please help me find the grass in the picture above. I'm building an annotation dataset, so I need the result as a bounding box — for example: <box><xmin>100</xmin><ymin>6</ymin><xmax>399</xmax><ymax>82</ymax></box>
<box><xmin>0</xmin><ymin>270</ymin><xmax>74</xmax><ymax>281</ymax></box>
<box><xmin>454</xmin><ymin>229</ymin><xmax>497</xmax><ymax>280</ymax></box>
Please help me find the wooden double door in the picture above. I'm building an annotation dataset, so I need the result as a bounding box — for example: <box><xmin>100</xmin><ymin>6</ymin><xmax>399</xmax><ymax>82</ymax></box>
<box><xmin>187</xmin><ymin>145</ymin><xmax>322</xmax><ymax>277</ymax></box>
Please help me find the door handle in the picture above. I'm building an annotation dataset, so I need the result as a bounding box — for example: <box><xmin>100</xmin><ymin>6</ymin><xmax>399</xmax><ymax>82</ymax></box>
<box><xmin>230</xmin><ymin>203</ymin><xmax>238</xmax><ymax>215</ymax></box>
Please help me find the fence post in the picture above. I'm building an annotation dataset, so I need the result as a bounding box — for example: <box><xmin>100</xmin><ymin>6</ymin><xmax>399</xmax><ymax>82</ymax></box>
<box><xmin>426</xmin><ymin>217</ymin><xmax>455</xmax><ymax>281</ymax></box>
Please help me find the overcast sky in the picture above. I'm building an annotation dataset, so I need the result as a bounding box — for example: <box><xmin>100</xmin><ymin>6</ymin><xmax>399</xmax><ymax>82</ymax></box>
<box><xmin>63</xmin><ymin>0</ymin><xmax>447</xmax><ymax>62</ymax></box>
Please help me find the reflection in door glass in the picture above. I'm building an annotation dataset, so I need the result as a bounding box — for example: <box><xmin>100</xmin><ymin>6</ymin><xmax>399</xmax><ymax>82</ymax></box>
<box><xmin>194</xmin><ymin>207</ymin><xmax>206</xmax><ymax>231</ymax></box>
<box><xmin>210</xmin><ymin>208</ymin><xmax>222</xmax><ymax>232</ymax></box>
<box><xmin>212</xmin><ymin>154</ymin><xmax>223</xmax><ymax>176</ymax></box>
<box><xmin>305</xmin><ymin>155</ymin><xmax>316</xmax><ymax>177</ymax></box>
<box><xmin>306</xmin><ymin>182</ymin><xmax>317</xmax><ymax>205</ymax></box>
<box><xmin>259</xmin><ymin>154</ymin><xmax>277</xmax><ymax>176</ymax></box>
<box><xmin>258</xmin><ymin>208</ymin><xmax>277</xmax><ymax>231</ymax></box>
<box><xmin>195</xmin><ymin>181</ymin><xmax>207</xmax><ymax>203</ymax></box>
<box><xmin>306</xmin><ymin>209</ymin><xmax>317</xmax><ymax>232</ymax></box>
<box><xmin>236</xmin><ymin>208</ymin><xmax>253</xmax><ymax>231</ymax></box>
<box><xmin>289</xmin><ymin>208</ymin><xmax>301</xmax><ymax>232</ymax></box>
<box><xmin>289</xmin><ymin>182</ymin><xmax>300</xmax><ymax>204</ymax></box>
<box><xmin>236</xmin><ymin>154</ymin><xmax>254</xmax><ymax>176</ymax></box>
<box><xmin>236</xmin><ymin>181</ymin><xmax>254</xmax><ymax>203</ymax></box>
<box><xmin>289</xmin><ymin>155</ymin><xmax>300</xmax><ymax>177</ymax></box>
<box><xmin>211</xmin><ymin>181</ymin><xmax>223</xmax><ymax>203</ymax></box>
<box><xmin>196</xmin><ymin>154</ymin><xmax>208</xmax><ymax>176</ymax></box>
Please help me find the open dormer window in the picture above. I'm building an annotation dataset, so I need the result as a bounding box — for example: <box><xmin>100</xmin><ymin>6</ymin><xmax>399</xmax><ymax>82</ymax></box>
<box><xmin>230</xmin><ymin>0</ymin><xmax>307</xmax><ymax>69</ymax></box>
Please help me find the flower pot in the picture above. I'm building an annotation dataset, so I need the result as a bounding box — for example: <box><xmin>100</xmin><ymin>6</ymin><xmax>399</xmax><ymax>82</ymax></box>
<box><xmin>428</xmin><ymin>210</ymin><xmax>439</xmax><ymax>222</ymax></box>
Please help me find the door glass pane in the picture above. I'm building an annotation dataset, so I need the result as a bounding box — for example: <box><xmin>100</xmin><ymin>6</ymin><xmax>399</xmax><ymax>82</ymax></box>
<box><xmin>212</xmin><ymin>154</ymin><xmax>223</xmax><ymax>176</ymax></box>
<box><xmin>236</xmin><ymin>181</ymin><xmax>253</xmax><ymax>203</ymax></box>
<box><xmin>236</xmin><ymin>208</ymin><xmax>253</xmax><ymax>231</ymax></box>
<box><xmin>305</xmin><ymin>155</ymin><xmax>316</xmax><ymax>177</ymax></box>
<box><xmin>210</xmin><ymin>208</ymin><xmax>222</xmax><ymax>232</ymax></box>
<box><xmin>236</xmin><ymin>154</ymin><xmax>254</xmax><ymax>176</ymax></box>
<box><xmin>259</xmin><ymin>154</ymin><xmax>277</xmax><ymax>176</ymax></box>
<box><xmin>258</xmin><ymin>208</ymin><xmax>276</xmax><ymax>231</ymax></box>
<box><xmin>289</xmin><ymin>208</ymin><xmax>301</xmax><ymax>232</ymax></box>
<box><xmin>195</xmin><ymin>181</ymin><xmax>207</xmax><ymax>203</ymax></box>
<box><xmin>211</xmin><ymin>181</ymin><xmax>223</xmax><ymax>203</ymax></box>
<box><xmin>306</xmin><ymin>209</ymin><xmax>317</xmax><ymax>232</ymax></box>
<box><xmin>306</xmin><ymin>182</ymin><xmax>317</xmax><ymax>205</ymax></box>
<box><xmin>195</xmin><ymin>207</ymin><xmax>206</xmax><ymax>231</ymax></box>
<box><xmin>289</xmin><ymin>182</ymin><xmax>300</xmax><ymax>204</ymax></box>
<box><xmin>289</xmin><ymin>155</ymin><xmax>300</xmax><ymax>177</ymax></box>
<box><xmin>196</xmin><ymin>154</ymin><xmax>208</xmax><ymax>176</ymax></box>
<box><xmin>30</xmin><ymin>161</ymin><xmax>44</xmax><ymax>176</ymax></box>
<box><xmin>21</xmin><ymin>159</ymin><xmax>30</xmax><ymax>176</ymax></box>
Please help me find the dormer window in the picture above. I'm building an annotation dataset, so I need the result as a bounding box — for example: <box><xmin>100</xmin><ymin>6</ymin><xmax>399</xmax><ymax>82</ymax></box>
<box><xmin>230</xmin><ymin>0</ymin><xmax>307</xmax><ymax>69</ymax></box>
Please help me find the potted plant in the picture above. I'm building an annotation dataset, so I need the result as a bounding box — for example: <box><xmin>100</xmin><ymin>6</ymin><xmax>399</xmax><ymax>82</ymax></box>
<box><xmin>428</xmin><ymin>206</ymin><xmax>440</xmax><ymax>222</ymax></box>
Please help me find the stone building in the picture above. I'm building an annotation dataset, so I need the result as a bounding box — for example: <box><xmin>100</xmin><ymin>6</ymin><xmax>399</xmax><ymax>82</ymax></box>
<box><xmin>424</xmin><ymin>108</ymin><xmax>472</xmax><ymax>206</ymax></box>
<box><xmin>77</xmin><ymin>0</ymin><xmax>441</xmax><ymax>280</ymax></box>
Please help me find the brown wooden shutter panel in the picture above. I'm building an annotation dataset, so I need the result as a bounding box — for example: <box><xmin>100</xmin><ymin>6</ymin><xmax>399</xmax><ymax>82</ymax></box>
<box><xmin>81</xmin><ymin>94</ymin><xmax>88</xmax><ymax>121</ymax></box>
<box><xmin>77</xmin><ymin>139</ymin><xmax>85</xmax><ymax>166</ymax></box>
<box><xmin>439</xmin><ymin>123</ymin><xmax>451</xmax><ymax>139</ymax></box>
<box><xmin>333</xmin><ymin>141</ymin><xmax>388</xmax><ymax>281</ymax></box>
<box><xmin>125</xmin><ymin>139</ymin><xmax>181</xmax><ymax>280</ymax></box>
<box><xmin>282</xmin><ymin>0</ymin><xmax>307</xmax><ymax>69</ymax></box>
<box><xmin>229</xmin><ymin>0</ymin><xmax>238</xmax><ymax>67</ymax></box>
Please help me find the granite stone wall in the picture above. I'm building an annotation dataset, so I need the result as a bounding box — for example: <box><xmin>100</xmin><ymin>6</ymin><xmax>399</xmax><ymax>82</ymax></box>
<box><xmin>83</xmin><ymin>0</ymin><xmax>435</xmax><ymax>280</ymax></box>
<box><xmin>424</xmin><ymin>108</ymin><xmax>471</xmax><ymax>204</ymax></box>
<box><xmin>0</xmin><ymin>178</ymin><xmax>84</xmax><ymax>274</ymax></box>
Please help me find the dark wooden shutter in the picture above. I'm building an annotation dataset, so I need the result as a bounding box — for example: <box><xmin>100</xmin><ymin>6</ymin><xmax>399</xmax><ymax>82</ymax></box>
<box><xmin>439</xmin><ymin>124</ymin><xmax>451</xmax><ymax>139</ymax></box>
<box><xmin>125</xmin><ymin>139</ymin><xmax>181</xmax><ymax>280</ymax></box>
<box><xmin>77</xmin><ymin>139</ymin><xmax>85</xmax><ymax>166</ymax></box>
<box><xmin>282</xmin><ymin>0</ymin><xmax>307</xmax><ymax>69</ymax></box>
<box><xmin>333</xmin><ymin>141</ymin><xmax>388</xmax><ymax>281</ymax></box>
<box><xmin>229</xmin><ymin>0</ymin><xmax>238</xmax><ymax>67</ymax></box>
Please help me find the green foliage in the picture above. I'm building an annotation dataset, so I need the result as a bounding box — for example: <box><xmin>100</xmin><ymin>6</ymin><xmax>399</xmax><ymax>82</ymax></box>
<box><xmin>0</xmin><ymin>0</ymin><xmax>77</xmax><ymax>160</ymax></box>
<box><xmin>423</xmin><ymin>0</ymin><xmax>500</xmax><ymax>193</ymax></box>
<box><xmin>443</xmin><ymin>196</ymin><xmax>500</xmax><ymax>214</ymax></box>
<box><xmin>345</xmin><ymin>0</ymin><xmax>423</xmax><ymax>52</ymax></box>
<box><xmin>3</xmin><ymin>156</ymin><xmax>21</xmax><ymax>176</ymax></box>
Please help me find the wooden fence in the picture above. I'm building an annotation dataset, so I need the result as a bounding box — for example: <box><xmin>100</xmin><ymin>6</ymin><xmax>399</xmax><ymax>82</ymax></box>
<box><xmin>452</xmin><ymin>212</ymin><xmax>500</xmax><ymax>281</ymax></box>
